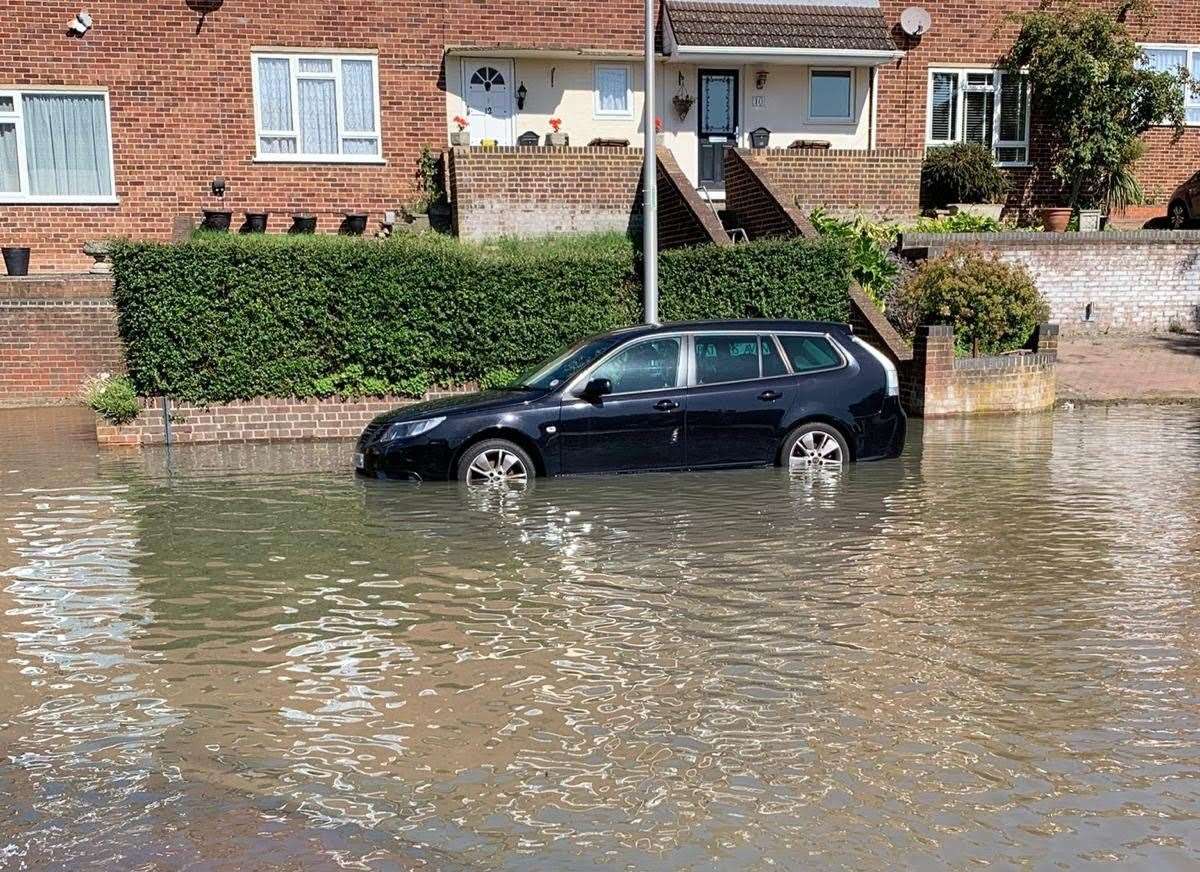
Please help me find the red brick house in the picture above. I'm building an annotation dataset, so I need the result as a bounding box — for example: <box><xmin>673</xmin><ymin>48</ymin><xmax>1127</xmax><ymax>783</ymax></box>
<box><xmin>2</xmin><ymin>0</ymin><xmax>1198</xmax><ymax>272</ymax></box>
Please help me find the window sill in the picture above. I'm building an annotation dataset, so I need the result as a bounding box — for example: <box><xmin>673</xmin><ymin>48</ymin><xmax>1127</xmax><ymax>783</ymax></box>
<box><xmin>0</xmin><ymin>196</ymin><xmax>120</xmax><ymax>205</ymax></box>
<box><xmin>252</xmin><ymin>155</ymin><xmax>387</xmax><ymax>165</ymax></box>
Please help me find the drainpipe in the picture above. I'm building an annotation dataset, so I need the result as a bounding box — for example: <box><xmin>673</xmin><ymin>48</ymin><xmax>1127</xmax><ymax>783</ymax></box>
<box><xmin>642</xmin><ymin>0</ymin><xmax>659</xmax><ymax>324</ymax></box>
<box><xmin>868</xmin><ymin>66</ymin><xmax>877</xmax><ymax>150</ymax></box>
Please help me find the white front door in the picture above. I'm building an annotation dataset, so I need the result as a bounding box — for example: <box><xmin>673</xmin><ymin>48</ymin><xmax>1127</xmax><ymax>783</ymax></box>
<box><xmin>463</xmin><ymin>58</ymin><xmax>514</xmax><ymax>145</ymax></box>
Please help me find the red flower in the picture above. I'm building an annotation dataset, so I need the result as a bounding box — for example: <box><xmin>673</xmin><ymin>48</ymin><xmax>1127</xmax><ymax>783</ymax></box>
<box><xmin>549</xmin><ymin>117</ymin><xmax>562</xmax><ymax>133</ymax></box>
<box><xmin>655</xmin><ymin>116</ymin><xmax>663</xmax><ymax>133</ymax></box>
<box><xmin>452</xmin><ymin>115</ymin><xmax>469</xmax><ymax>131</ymax></box>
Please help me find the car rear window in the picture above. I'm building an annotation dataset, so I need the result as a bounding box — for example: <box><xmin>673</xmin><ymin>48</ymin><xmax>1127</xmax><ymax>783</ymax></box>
<box><xmin>776</xmin><ymin>335</ymin><xmax>842</xmax><ymax>373</ymax></box>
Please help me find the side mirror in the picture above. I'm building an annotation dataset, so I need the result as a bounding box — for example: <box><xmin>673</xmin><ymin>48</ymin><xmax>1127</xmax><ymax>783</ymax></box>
<box><xmin>583</xmin><ymin>377</ymin><xmax>613</xmax><ymax>399</ymax></box>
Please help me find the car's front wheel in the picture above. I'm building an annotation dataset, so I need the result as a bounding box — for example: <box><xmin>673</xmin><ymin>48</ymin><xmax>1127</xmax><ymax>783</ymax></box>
<box><xmin>781</xmin><ymin>423</ymin><xmax>850</xmax><ymax>470</ymax></box>
<box><xmin>457</xmin><ymin>439</ymin><xmax>534</xmax><ymax>485</ymax></box>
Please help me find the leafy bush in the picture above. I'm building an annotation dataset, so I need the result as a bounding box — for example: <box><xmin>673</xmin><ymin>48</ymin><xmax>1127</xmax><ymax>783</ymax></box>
<box><xmin>909</xmin><ymin>212</ymin><xmax>1007</xmax><ymax>234</ymax></box>
<box><xmin>809</xmin><ymin>208</ymin><xmax>900</xmax><ymax>306</ymax></box>
<box><xmin>110</xmin><ymin>232</ymin><xmax>851</xmax><ymax>403</ymax></box>
<box><xmin>921</xmin><ymin>143</ymin><xmax>1010</xmax><ymax>207</ymax></box>
<box><xmin>82</xmin><ymin>373</ymin><xmax>140</xmax><ymax>424</ymax></box>
<box><xmin>894</xmin><ymin>247</ymin><xmax>1049</xmax><ymax>356</ymax></box>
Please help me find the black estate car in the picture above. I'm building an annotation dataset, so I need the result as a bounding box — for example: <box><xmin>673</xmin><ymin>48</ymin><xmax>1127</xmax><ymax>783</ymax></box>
<box><xmin>354</xmin><ymin>320</ymin><xmax>905</xmax><ymax>483</ymax></box>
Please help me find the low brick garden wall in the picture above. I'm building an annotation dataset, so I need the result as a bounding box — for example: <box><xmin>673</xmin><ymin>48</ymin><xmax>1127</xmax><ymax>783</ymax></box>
<box><xmin>95</xmin><ymin>392</ymin><xmax>471</xmax><ymax>447</ymax></box>
<box><xmin>901</xmin><ymin>230</ymin><xmax>1200</xmax><ymax>334</ymax></box>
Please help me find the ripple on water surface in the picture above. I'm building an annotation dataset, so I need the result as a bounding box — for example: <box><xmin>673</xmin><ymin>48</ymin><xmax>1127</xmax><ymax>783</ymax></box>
<box><xmin>0</xmin><ymin>404</ymin><xmax>1199</xmax><ymax>870</ymax></box>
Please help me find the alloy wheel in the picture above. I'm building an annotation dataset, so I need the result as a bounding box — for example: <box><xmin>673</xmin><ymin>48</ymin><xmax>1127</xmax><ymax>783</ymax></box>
<box><xmin>789</xmin><ymin>431</ymin><xmax>844</xmax><ymax>469</ymax></box>
<box><xmin>466</xmin><ymin>448</ymin><xmax>529</xmax><ymax>485</ymax></box>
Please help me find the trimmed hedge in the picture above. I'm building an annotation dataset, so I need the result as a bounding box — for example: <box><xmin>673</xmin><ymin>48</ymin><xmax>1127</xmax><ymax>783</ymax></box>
<box><xmin>110</xmin><ymin>232</ymin><xmax>851</xmax><ymax>402</ymax></box>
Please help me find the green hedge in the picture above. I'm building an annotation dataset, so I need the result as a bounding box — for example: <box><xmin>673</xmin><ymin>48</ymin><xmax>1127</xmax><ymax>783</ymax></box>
<box><xmin>110</xmin><ymin>232</ymin><xmax>851</xmax><ymax>402</ymax></box>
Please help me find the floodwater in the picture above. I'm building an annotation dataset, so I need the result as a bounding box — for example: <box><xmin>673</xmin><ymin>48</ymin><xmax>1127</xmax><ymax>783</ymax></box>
<box><xmin>1</xmin><ymin>404</ymin><xmax>1199</xmax><ymax>871</ymax></box>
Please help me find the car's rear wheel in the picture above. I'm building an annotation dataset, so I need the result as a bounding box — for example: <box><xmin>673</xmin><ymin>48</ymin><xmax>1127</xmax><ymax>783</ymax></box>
<box><xmin>782</xmin><ymin>423</ymin><xmax>850</xmax><ymax>470</ymax></box>
<box><xmin>1170</xmin><ymin>199</ymin><xmax>1189</xmax><ymax>229</ymax></box>
<box><xmin>457</xmin><ymin>439</ymin><xmax>534</xmax><ymax>485</ymax></box>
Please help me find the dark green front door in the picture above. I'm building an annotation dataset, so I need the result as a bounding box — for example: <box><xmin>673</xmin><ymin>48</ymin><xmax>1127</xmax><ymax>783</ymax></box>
<box><xmin>698</xmin><ymin>69</ymin><xmax>738</xmax><ymax>189</ymax></box>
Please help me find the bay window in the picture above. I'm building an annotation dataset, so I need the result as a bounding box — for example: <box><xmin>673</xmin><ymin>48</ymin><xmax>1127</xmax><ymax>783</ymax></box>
<box><xmin>1140</xmin><ymin>44</ymin><xmax>1200</xmax><ymax>124</ymax></box>
<box><xmin>252</xmin><ymin>52</ymin><xmax>382</xmax><ymax>161</ymax></box>
<box><xmin>927</xmin><ymin>69</ymin><xmax>1029</xmax><ymax>166</ymax></box>
<box><xmin>0</xmin><ymin>89</ymin><xmax>115</xmax><ymax>203</ymax></box>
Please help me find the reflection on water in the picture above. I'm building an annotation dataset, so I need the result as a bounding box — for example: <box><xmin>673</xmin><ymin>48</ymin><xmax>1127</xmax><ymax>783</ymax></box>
<box><xmin>1</xmin><ymin>405</ymin><xmax>1199</xmax><ymax>870</ymax></box>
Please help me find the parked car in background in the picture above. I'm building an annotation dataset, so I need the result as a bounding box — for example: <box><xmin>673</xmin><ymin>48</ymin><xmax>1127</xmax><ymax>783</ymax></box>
<box><xmin>1168</xmin><ymin>171</ymin><xmax>1200</xmax><ymax>228</ymax></box>
<box><xmin>354</xmin><ymin>320</ymin><xmax>905</xmax><ymax>484</ymax></box>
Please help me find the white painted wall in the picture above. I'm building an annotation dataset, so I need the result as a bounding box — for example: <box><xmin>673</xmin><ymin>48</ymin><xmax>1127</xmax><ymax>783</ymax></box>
<box><xmin>447</xmin><ymin>56</ymin><xmax>873</xmax><ymax>186</ymax></box>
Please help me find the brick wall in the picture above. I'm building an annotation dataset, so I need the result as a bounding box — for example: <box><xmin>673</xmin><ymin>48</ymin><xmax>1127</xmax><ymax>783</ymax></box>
<box><xmin>909</xmin><ymin>323</ymin><xmax>1058</xmax><ymax>417</ymax></box>
<box><xmin>875</xmin><ymin>0</ymin><xmax>1200</xmax><ymax>217</ymax></box>
<box><xmin>2</xmin><ymin>0</ymin><xmax>645</xmax><ymax>273</ymax></box>
<box><xmin>0</xmin><ymin>275</ymin><xmax>124</xmax><ymax>408</ymax></box>
<box><xmin>656</xmin><ymin>147</ymin><xmax>730</xmax><ymax>249</ymax></box>
<box><xmin>449</xmin><ymin>146</ymin><xmax>644</xmax><ymax>240</ymax></box>
<box><xmin>95</xmin><ymin>391</ymin><xmax>475</xmax><ymax>447</ymax></box>
<box><xmin>902</xmin><ymin>230</ymin><xmax>1200</xmax><ymax>333</ymax></box>
<box><xmin>724</xmin><ymin>150</ymin><xmax>816</xmax><ymax>239</ymax></box>
<box><xmin>733</xmin><ymin>148</ymin><xmax>924</xmax><ymax>221</ymax></box>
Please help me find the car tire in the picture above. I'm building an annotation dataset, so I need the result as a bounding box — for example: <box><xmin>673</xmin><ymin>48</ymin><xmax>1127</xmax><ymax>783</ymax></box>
<box><xmin>780</xmin><ymin>422</ymin><xmax>850</xmax><ymax>470</ymax></box>
<box><xmin>456</xmin><ymin>439</ymin><xmax>535</xmax><ymax>485</ymax></box>
<box><xmin>1170</xmin><ymin>200</ymin><xmax>1189</xmax><ymax>229</ymax></box>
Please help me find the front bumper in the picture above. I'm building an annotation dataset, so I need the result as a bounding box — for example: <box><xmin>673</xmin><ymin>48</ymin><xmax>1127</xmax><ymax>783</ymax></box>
<box><xmin>355</xmin><ymin>438</ymin><xmax>455</xmax><ymax>481</ymax></box>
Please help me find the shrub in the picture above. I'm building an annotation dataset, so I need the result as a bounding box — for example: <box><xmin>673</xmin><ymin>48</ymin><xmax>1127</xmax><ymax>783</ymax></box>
<box><xmin>109</xmin><ymin>232</ymin><xmax>851</xmax><ymax>403</ymax></box>
<box><xmin>921</xmin><ymin>143</ymin><xmax>1010</xmax><ymax>207</ymax></box>
<box><xmin>808</xmin><ymin>208</ymin><xmax>900</xmax><ymax>306</ymax></box>
<box><xmin>82</xmin><ymin>373</ymin><xmax>140</xmax><ymax>424</ymax></box>
<box><xmin>909</xmin><ymin>212</ymin><xmax>1007</xmax><ymax>234</ymax></box>
<box><xmin>894</xmin><ymin>247</ymin><xmax>1049</xmax><ymax>357</ymax></box>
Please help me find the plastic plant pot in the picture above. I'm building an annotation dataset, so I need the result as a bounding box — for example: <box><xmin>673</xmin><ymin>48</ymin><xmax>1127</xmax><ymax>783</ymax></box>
<box><xmin>201</xmin><ymin>209</ymin><xmax>232</xmax><ymax>232</ymax></box>
<box><xmin>242</xmin><ymin>212</ymin><xmax>269</xmax><ymax>233</ymax></box>
<box><xmin>289</xmin><ymin>214</ymin><xmax>317</xmax><ymax>234</ymax></box>
<box><xmin>341</xmin><ymin>213</ymin><xmax>368</xmax><ymax>236</ymax></box>
<box><xmin>2</xmin><ymin>246</ymin><xmax>30</xmax><ymax>276</ymax></box>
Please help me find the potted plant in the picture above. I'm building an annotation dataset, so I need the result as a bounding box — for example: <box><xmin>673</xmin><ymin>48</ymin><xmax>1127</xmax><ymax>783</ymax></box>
<box><xmin>2</xmin><ymin>245</ymin><xmax>30</xmax><ymax>276</ymax></box>
<box><xmin>341</xmin><ymin>212</ymin><xmax>368</xmax><ymax>235</ymax></box>
<box><xmin>546</xmin><ymin>118</ymin><xmax>567</xmax><ymax>147</ymax></box>
<box><xmin>672</xmin><ymin>93</ymin><xmax>694</xmax><ymax>120</ymax></box>
<box><xmin>201</xmin><ymin>209</ymin><xmax>232</xmax><ymax>231</ymax></box>
<box><xmin>242</xmin><ymin>212</ymin><xmax>269</xmax><ymax>233</ymax></box>
<box><xmin>655</xmin><ymin>116</ymin><xmax>666</xmax><ymax>146</ymax></box>
<box><xmin>1041</xmin><ymin>206</ymin><xmax>1074</xmax><ymax>232</ymax></box>
<box><xmin>921</xmin><ymin>143</ymin><xmax>1009</xmax><ymax>221</ymax></box>
<box><xmin>450</xmin><ymin>115</ymin><xmax>470</xmax><ymax>147</ymax></box>
<box><xmin>289</xmin><ymin>213</ymin><xmax>317</xmax><ymax>234</ymax></box>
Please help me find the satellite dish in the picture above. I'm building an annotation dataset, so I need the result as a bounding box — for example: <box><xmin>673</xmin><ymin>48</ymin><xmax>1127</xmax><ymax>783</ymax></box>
<box><xmin>900</xmin><ymin>6</ymin><xmax>932</xmax><ymax>37</ymax></box>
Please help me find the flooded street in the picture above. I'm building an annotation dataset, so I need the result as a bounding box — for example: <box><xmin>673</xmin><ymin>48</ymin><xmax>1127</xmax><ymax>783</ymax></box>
<box><xmin>1</xmin><ymin>405</ymin><xmax>1199</xmax><ymax>870</ymax></box>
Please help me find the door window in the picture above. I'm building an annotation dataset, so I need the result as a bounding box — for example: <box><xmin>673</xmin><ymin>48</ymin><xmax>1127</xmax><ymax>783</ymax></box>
<box><xmin>591</xmin><ymin>338</ymin><xmax>682</xmax><ymax>394</ymax></box>
<box><xmin>761</xmin><ymin>336</ymin><xmax>788</xmax><ymax>377</ymax></box>
<box><xmin>693</xmin><ymin>335</ymin><xmax>762</xmax><ymax>385</ymax></box>
<box><xmin>776</xmin><ymin>335</ymin><xmax>843</xmax><ymax>373</ymax></box>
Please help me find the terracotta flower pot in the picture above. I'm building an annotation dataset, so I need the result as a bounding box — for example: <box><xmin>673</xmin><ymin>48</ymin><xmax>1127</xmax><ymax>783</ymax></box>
<box><xmin>1042</xmin><ymin>207</ymin><xmax>1073</xmax><ymax>233</ymax></box>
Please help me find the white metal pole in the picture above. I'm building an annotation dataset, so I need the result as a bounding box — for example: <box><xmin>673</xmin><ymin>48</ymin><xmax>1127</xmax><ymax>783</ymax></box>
<box><xmin>642</xmin><ymin>0</ymin><xmax>658</xmax><ymax>324</ymax></box>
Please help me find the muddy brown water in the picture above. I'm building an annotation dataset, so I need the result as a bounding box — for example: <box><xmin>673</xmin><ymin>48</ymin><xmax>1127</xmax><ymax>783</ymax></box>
<box><xmin>1</xmin><ymin>405</ymin><xmax>1199</xmax><ymax>870</ymax></box>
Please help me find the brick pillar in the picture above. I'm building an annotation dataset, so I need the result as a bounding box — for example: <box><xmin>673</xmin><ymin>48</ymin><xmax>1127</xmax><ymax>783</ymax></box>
<box><xmin>1031</xmin><ymin>322</ymin><xmax>1059</xmax><ymax>360</ymax></box>
<box><xmin>911</xmin><ymin>324</ymin><xmax>955</xmax><ymax>417</ymax></box>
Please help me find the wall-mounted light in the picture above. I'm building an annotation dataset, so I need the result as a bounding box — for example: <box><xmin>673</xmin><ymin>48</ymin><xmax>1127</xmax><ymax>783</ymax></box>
<box><xmin>211</xmin><ymin>177</ymin><xmax>225</xmax><ymax>197</ymax></box>
<box><xmin>755</xmin><ymin>70</ymin><xmax>769</xmax><ymax>90</ymax></box>
<box><xmin>516</xmin><ymin>82</ymin><xmax>528</xmax><ymax>110</ymax></box>
<box><xmin>68</xmin><ymin>10</ymin><xmax>92</xmax><ymax>36</ymax></box>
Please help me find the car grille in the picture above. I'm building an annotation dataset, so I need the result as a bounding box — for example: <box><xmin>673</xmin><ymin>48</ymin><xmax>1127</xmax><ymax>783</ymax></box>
<box><xmin>356</xmin><ymin>420</ymin><xmax>386</xmax><ymax>450</ymax></box>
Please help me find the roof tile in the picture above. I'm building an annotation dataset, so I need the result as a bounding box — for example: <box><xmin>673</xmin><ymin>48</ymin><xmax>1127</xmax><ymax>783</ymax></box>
<box><xmin>666</xmin><ymin>2</ymin><xmax>897</xmax><ymax>53</ymax></box>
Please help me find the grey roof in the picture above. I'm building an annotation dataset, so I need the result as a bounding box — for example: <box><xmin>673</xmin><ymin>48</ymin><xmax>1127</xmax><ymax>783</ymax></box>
<box><xmin>665</xmin><ymin>1</ymin><xmax>898</xmax><ymax>53</ymax></box>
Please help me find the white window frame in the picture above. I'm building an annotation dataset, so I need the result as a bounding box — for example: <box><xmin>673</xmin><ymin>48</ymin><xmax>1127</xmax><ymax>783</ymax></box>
<box><xmin>251</xmin><ymin>50</ymin><xmax>384</xmax><ymax>163</ymax></box>
<box><xmin>0</xmin><ymin>86</ymin><xmax>118</xmax><ymax>205</ymax></box>
<box><xmin>807</xmin><ymin>67</ymin><xmax>856</xmax><ymax>124</ymax></box>
<box><xmin>593</xmin><ymin>64</ymin><xmax>633</xmax><ymax>118</ymax></box>
<box><xmin>1139</xmin><ymin>43</ymin><xmax>1200</xmax><ymax>125</ymax></box>
<box><xmin>925</xmin><ymin>67</ymin><xmax>1031</xmax><ymax>167</ymax></box>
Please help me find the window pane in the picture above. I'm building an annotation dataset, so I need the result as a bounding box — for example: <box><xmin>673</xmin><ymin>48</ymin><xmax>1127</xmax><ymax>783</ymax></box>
<box><xmin>762</xmin><ymin>336</ymin><xmax>787</xmax><ymax>377</ymax></box>
<box><xmin>930</xmin><ymin>72</ymin><xmax>958</xmax><ymax>141</ymax></box>
<box><xmin>0</xmin><ymin>122</ymin><xmax>18</xmax><ymax>192</ymax></box>
<box><xmin>260</xmin><ymin>136</ymin><xmax>297</xmax><ymax>154</ymax></box>
<box><xmin>23</xmin><ymin>93</ymin><xmax>112</xmax><ymax>197</ymax></box>
<box><xmin>342</xmin><ymin>137</ymin><xmax>378</xmax><ymax>155</ymax></box>
<box><xmin>777</xmin><ymin>336</ymin><xmax>841</xmax><ymax>373</ymax></box>
<box><xmin>298</xmin><ymin>78</ymin><xmax>338</xmax><ymax>154</ymax></box>
<box><xmin>299</xmin><ymin>58</ymin><xmax>334</xmax><ymax>74</ymax></box>
<box><xmin>963</xmin><ymin>88</ymin><xmax>994</xmax><ymax>146</ymax></box>
<box><xmin>701</xmin><ymin>75</ymin><xmax>734</xmax><ymax>130</ymax></box>
<box><xmin>342</xmin><ymin>59</ymin><xmax>376</xmax><ymax>132</ymax></box>
<box><xmin>1143</xmin><ymin>47</ymin><xmax>1187</xmax><ymax>73</ymax></box>
<box><xmin>694</xmin><ymin>335</ymin><xmax>762</xmax><ymax>385</ymax></box>
<box><xmin>596</xmin><ymin>67</ymin><xmax>628</xmax><ymax>113</ymax></box>
<box><xmin>1188</xmin><ymin>107</ymin><xmax>1200</xmax><ymax>125</ymax></box>
<box><xmin>592</xmin><ymin>338</ymin><xmax>681</xmax><ymax>394</ymax></box>
<box><xmin>996</xmin><ymin>146</ymin><xmax>1027</xmax><ymax>164</ymax></box>
<box><xmin>257</xmin><ymin>57</ymin><xmax>293</xmax><ymax>131</ymax></box>
<box><xmin>810</xmin><ymin>70</ymin><xmax>852</xmax><ymax>119</ymax></box>
<box><xmin>999</xmin><ymin>73</ymin><xmax>1027</xmax><ymax>143</ymax></box>
<box><xmin>0</xmin><ymin>96</ymin><xmax>14</xmax><ymax>113</ymax></box>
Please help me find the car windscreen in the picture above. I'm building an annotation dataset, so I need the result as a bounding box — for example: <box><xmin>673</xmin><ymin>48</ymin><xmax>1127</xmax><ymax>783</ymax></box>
<box><xmin>513</xmin><ymin>333</ymin><xmax>632</xmax><ymax>390</ymax></box>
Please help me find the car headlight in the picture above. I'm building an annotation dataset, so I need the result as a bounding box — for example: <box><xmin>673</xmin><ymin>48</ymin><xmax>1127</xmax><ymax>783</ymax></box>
<box><xmin>379</xmin><ymin>417</ymin><xmax>445</xmax><ymax>442</ymax></box>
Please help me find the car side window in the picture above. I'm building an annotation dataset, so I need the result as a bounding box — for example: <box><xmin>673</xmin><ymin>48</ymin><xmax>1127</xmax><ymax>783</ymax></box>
<box><xmin>590</xmin><ymin>338</ymin><xmax>681</xmax><ymax>394</ymax></box>
<box><xmin>761</xmin><ymin>336</ymin><xmax>788</xmax><ymax>377</ymax></box>
<box><xmin>693</xmin><ymin>334</ymin><xmax>763</xmax><ymax>385</ymax></box>
<box><xmin>776</xmin><ymin>335</ymin><xmax>843</xmax><ymax>373</ymax></box>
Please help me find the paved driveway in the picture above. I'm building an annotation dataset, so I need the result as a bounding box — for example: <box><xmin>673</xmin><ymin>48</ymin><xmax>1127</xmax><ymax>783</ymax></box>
<box><xmin>1057</xmin><ymin>333</ymin><xmax>1200</xmax><ymax>402</ymax></box>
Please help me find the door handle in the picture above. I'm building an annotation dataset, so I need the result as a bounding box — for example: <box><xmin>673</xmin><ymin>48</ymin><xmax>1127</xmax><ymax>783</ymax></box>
<box><xmin>758</xmin><ymin>390</ymin><xmax>782</xmax><ymax>402</ymax></box>
<box><xmin>654</xmin><ymin>399</ymin><xmax>680</xmax><ymax>412</ymax></box>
